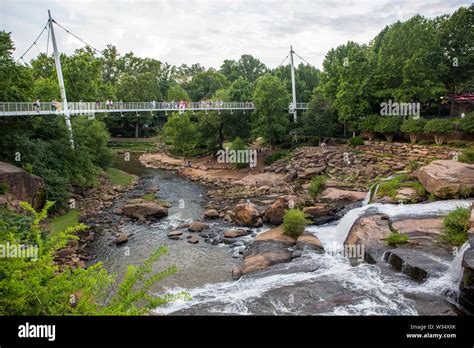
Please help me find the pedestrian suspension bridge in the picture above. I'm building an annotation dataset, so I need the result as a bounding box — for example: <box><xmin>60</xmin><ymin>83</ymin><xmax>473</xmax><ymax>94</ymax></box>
<box><xmin>4</xmin><ymin>10</ymin><xmax>312</xmax><ymax>148</ymax></box>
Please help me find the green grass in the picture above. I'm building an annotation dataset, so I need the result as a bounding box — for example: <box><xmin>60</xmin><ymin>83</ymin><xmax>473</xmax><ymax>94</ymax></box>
<box><xmin>376</xmin><ymin>174</ymin><xmax>426</xmax><ymax>202</ymax></box>
<box><xmin>459</xmin><ymin>148</ymin><xmax>474</xmax><ymax>164</ymax></box>
<box><xmin>442</xmin><ymin>207</ymin><xmax>470</xmax><ymax>246</ymax></box>
<box><xmin>46</xmin><ymin>210</ymin><xmax>81</xmax><ymax>235</ymax></box>
<box><xmin>141</xmin><ymin>193</ymin><xmax>171</xmax><ymax>207</ymax></box>
<box><xmin>142</xmin><ymin>193</ymin><xmax>156</xmax><ymax>201</ymax></box>
<box><xmin>106</xmin><ymin>168</ymin><xmax>134</xmax><ymax>187</ymax></box>
<box><xmin>386</xmin><ymin>232</ymin><xmax>409</xmax><ymax>246</ymax></box>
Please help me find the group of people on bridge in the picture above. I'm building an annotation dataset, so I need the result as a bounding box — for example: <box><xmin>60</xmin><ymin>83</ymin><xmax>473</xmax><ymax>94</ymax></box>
<box><xmin>31</xmin><ymin>98</ymin><xmax>255</xmax><ymax>113</ymax></box>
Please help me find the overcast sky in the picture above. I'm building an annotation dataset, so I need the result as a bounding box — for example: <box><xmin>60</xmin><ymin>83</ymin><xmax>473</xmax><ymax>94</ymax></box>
<box><xmin>0</xmin><ymin>0</ymin><xmax>471</xmax><ymax>69</ymax></box>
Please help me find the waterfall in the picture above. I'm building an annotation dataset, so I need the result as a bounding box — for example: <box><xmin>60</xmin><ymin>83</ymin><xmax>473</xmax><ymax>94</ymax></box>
<box><xmin>415</xmin><ymin>241</ymin><xmax>470</xmax><ymax>300</ymax></box>
<box><xmin>307</xmin><ymin>199</ymin><xmax>472</xmax><ymax>250</ymax></box>
<box><xmin>152</xmin><ymin>199</ymin><xmax>473</xmax><ymax>315</ymax></box>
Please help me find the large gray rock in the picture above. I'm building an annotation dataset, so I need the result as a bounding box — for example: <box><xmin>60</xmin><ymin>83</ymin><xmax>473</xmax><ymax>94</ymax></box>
<box><xmin>459</xmin><ymin>235</ymin><xmax>474</xmax><ymax>314</ymax></box>
<box><xmin>0</xmin><ymin>161</ymin><xmax>45</xmax><ymax>209</ymax></box>
<box><xmin>414</xmin><ymin>160</ymin><xmax>474</xmax><ymax>198</ymax></box>
<box><xmin>122</xmin><ymin>199</ymin><xmax>168</xmax><ymax>220</ymax></box>
<box><xmin>383</xmin><ymin>249</ymin><xmax>447</xmax><ymax>281</ymax></box>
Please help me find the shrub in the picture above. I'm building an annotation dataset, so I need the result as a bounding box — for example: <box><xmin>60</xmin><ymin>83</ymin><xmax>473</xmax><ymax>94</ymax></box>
<box><xmin>348</xmin><ymin>136</ymin><xmax>364</xmax><ymax>147</ymax></box>
<box><xmin>400</xmin><ymin>118</ymin><xmax>426</xmax><ymax>143</ymax></box>
<box><xmin>375</xmin><ymin>117</ymin><xmax>401</xmax><ymax>142</ymax></box>
<box><xmin>282</xmin><ymin>209</ymin><xmax>310</xmax><ymax>239</ymax></box>
<box><xmin>386</xmin><ymin>233</ymin><xmax>409</xmax><ymax>246</ymax></box>
<box><xmin>308</xmin><ymin>175</ymin><xmax>327</xmax><ymax>200</ymax></box>
<box><xmin>0</xmin><ymin>201</ymin><xmax>189</xmax><ymax>315</ymax></box>
<box><xmin>459</xmin><ymin>148</ymin><xmax>474</xmax><ymax>164</ymax></box>
<box><xmin>459</xmin><ymin>111</ymin><xmax>474</xmax><ymax>134</ymax></box>
<box><xmin>264</xmin><ymin>149</ymin><xmax>290</xmax><ymax>165</ymax></box>
<box><xmin>424</xmin><ymin>119</ymin><xmax>454</xmax><ymax>145</ymax></box>
<box><xmin>357</xmin><ymin>115</ymin><xmax>380</xmax><ymax>141</ymax></box>
<box><xmin>442</xmin><ymin>207</ymin><xmax>470</xmax><ymax>246</ymax></box>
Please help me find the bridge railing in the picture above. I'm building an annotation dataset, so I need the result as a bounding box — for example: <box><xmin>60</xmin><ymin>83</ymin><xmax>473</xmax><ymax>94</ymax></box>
<box><xmin>0</xmin><ymin>101</ymin><xmax>308</xmax><ymax>116</ymax></box>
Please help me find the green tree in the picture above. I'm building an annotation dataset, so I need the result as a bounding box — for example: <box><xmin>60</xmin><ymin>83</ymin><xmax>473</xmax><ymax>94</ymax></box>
<box><xmin>424</xmin><ymin>118</ymin><xmax>454</xmax><ymax>144</ymax></box>
<box><xmin>0</xmin><ymin>31</ymin><xmax>34</xmax><ymax>101</ymax></box>
<box><xmin>162</xmin><ymin>112</ymin><xmax>198</xmax><ymax>157</ymax></box>
<box><xmin>439</xmin><ymin>5</ymin><xmax>474</xmax><ymax>115</ymax></box>
<box><xmin>301</xmin><ymin>90</ymin><xmax>338</xmax><ymax>140</ymax></box>
<box><xmin>228</xmin><ymin>77</ymin><xmax>254</xmax><ymax>101</ymax></box>
<box><xmin>186</xmin><ymin>69</ymin><xmax>228</xmax><ymax>101</ymax></box>
<box><xmin>400</xmin><ymin>118</ymin><xmax>427</xmax><ymax>143</ymax></box>
<box><xmin>460</xmin><ymin>112</ymin><xmax>474</xmax><ymax>134</ymax></box>
<box><xmin>167</xmin><ymin>84</ymin><xmax>190</xmax><ymax>101</ymax></box>
<box><xmin>370</xmin><ymin>15</ymin><xmax>446</xmax><ymax>104</ymax></box>
<box><xmin>356</xmin><ymin>114</ymin><xmax>380</xmax><ymax>141</ymax></box>
<box><xmin>319</xmin><ymin>41</ymin><xmax>371</xmax><ymax>134</ymax></box>
<box><xmin>253</xmin><ymin>74</ymin><xmax>290</xmax><ymax>148</ymax></box>
<box><xmin>375</xmin><ymin>117</ymin><xmax>401</xmax><ymax>142</ymax></box>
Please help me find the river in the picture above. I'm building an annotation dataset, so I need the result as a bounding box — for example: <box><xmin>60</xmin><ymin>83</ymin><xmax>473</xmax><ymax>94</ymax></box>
<box><xmin>86</xmin><ymin>153</ymin><xmax>240</xmax><ymax>291</ymax></box>
<box><xmin>86</xmin><ymin>153</ymin><xmax>471</xmax><ymax>315</ymax></box>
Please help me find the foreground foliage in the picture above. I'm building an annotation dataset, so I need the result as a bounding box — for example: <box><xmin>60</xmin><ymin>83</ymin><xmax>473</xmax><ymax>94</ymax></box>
<box><xmin>0</xmin><ymin>202</ymin><xmax>188</xmax><ymax>315</ymax></box>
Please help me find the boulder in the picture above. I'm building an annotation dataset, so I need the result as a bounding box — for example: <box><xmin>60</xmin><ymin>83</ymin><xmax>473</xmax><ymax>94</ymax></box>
<box><xmin>319</xmin><ymin>188</ymin><xmax>366</xmax><ymax>203</ymax></box>
<box><xmin>204</xmin><ymin>209</ymin><xmax>219</xmax><ymax>219</ymax></box>
<box><xmin>295</xmin><ymin>232</ymin><xmax>324</xmax><ymax>252</ymax></box>
<box><xmin>232</xmin><ymin>202</ymin><xmax>262</xmax><ymax>227</ymax></box>
<box><xmin>0</xmin><ymin>161</ymin><xmax>45</xmax><ymax>209</ymax></box>
<box><xmin>122</xmin><ymin>199</ymin><xmax>168</xmax><ymax>220</ymax></box>
<box><xmin>255</xmin><ymin>226</ymin><xmax>295</xmax><ymax>245</ymax></box>
<box><xmin>188</xmin><ymin>221</ymin><xmax>209</xmax><ymax>232</ymax></box>
<box><xmin>395</xmin><ymin>187</ymin><xmax>420</xmax><ymax>202</ymax></box>
<box><xmin>297</xmin><ymin>166</ymin><xmax>327</xmax><ymax>180</ymax></box>
<box><xmin>224</xmin><ymin>229</ymin><xmax>249</xmax><ymax>238</ymax></box>
<box><xmin>345</xmin><ymin>214</ymin><xmax>392</xmax><ymax>263</ymax></box>
<box><xmin>383</xmin><ymin>249</ymin><xmax>447</xmax><ymax>281</ymax></box>
<box><xmin>231</xmin><ymin>265</ymin><xmax>243</xmax><ymax>280</ymax></box>
<box><xmin>187</xmin><ymin>235</ymin><xmax>199</xmax><ymax>244</ymax></box>
<box><xmin>303</xmin><ymin>204</ymin><xmax>331</xmax><ymax>218</ymax></box>
<box><xmin>115</xmin><ymin>233</ymin><xmax>129</xmax><ymax>245</ymax></box>
<box><xmin>414</xmin><ymin>160</ymin><xmax>474</xmax><ymax>198</ymax></box>
<box><xmin>242</xmin><ymin>240</ymin><xmax>292</xmax><ymax>275</ymax></box>
<box><xmin>241</xmin><ymin>227</ymin><xmax>296</xmax><ymax>275</ymax></box>
<box><xmin>167</xmin><ymin>230</ymin><xmax>183</xmax><ymax>240</ymax></box>
<box><xmin>264</xmin><ymin>195</ymin><xmax>304</xmax><ymax>225</ymax></box>
<box><xmin>459</xmin><ymin>235</ymin><xmax>474</xmax><ymax>314</ymax></box>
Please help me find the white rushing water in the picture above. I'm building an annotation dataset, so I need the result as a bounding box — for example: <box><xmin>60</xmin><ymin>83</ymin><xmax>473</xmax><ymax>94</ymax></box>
<box><xmin>153</xmin><ymin>199</ymin><xmax>472</xmax><ymax>315</ymax></box>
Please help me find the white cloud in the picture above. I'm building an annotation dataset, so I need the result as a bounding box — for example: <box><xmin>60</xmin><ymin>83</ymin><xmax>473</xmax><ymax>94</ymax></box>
<box><xmin>1</xmin><ymin>0</ymin><xmax>471</xmax><ymax>69</ymax></box>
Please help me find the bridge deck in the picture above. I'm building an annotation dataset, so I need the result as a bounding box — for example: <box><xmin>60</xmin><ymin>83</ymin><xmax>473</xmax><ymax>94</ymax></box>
<box><xmin>0</xmin><ymin>101</ymin><xmax>308</xmax><ymax>117</ymax></box>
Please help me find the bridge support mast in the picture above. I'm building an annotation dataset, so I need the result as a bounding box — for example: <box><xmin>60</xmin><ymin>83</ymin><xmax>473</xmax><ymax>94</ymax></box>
<box><xmin>290</xmin><ymin>45</ymin><xmax>297</xmax><ymax>122</ymax></box>
<box><xmin>48</xmin><ymin>10</ymin><xmax>75</xmax><ymax>149</ymax></box>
